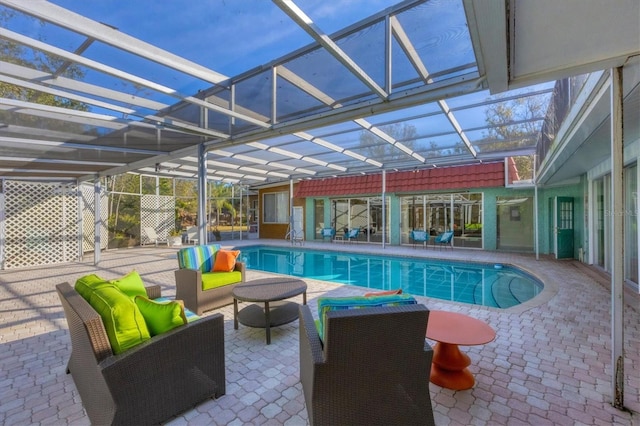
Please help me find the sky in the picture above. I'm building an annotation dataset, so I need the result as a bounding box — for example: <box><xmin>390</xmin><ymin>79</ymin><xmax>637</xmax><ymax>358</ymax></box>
<box><xmin>46</xmin><ymin>0</ymin><xmax>405</xmax><ymax>85</ymax></box>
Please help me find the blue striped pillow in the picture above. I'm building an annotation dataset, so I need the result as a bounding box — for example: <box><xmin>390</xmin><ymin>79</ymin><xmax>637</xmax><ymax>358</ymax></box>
<box><xmin>316</xmin><ymin>294</ymin><xmax>417</xmax><ymax>342</ymax></box>
<box><xmin>177</xmin><ymin>244</ymin><xmax>221</xmax><ymax>273</ymax></box>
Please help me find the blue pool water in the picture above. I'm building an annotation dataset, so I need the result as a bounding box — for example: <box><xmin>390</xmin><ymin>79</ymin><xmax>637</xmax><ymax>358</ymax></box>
<box><xmin>238</xmin><ymin>245</ymin><xmax>543</xmax><ymax>309</ymax></box>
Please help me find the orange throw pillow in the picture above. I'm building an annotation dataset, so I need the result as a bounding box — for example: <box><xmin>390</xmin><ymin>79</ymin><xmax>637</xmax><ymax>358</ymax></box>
<box><xmin>364</xmin><ymin>288</ymin><xmax>403</xmax><ymax>297</ymax></box>
<box><xmin>212</xmin><ymin>250</ymin><xmax>241</xmax><ymax>272</ymax></box>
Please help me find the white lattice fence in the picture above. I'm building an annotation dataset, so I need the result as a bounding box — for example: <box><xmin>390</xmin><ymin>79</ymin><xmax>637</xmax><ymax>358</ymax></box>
<box><xmin>1</xmin><ymin>181</ymin><xmax>80</xmax><ymax>269</ymax></box>
<box><xmin>140</xmin><ymin>195</ymin><xmax>175</xmax><ymax>245</ymax></box>
<box><xmin>80</xmin><ymin>183</ymin><xmax>108</xmax><ymax>253</ymax></box>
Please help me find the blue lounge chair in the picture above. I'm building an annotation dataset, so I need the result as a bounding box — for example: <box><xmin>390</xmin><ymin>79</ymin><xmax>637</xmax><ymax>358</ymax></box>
<box><xmin>410</xmin><ymin>230</ymin><xmax>430</xmax><ymax>249</ymax></box>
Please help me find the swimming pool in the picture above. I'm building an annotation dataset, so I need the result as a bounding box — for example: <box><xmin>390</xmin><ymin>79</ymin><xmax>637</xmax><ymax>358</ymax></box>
<box><xmin>238</xmin><ymin>245</ymin><xmax>543</xmax><ymax>309</ymax></box>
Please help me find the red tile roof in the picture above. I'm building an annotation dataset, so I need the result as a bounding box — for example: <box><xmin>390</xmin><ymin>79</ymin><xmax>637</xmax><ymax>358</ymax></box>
<box><xmin>295</xmin><ymin>162</ymin><xmax>505</xmax><ymax>197</ymax></box>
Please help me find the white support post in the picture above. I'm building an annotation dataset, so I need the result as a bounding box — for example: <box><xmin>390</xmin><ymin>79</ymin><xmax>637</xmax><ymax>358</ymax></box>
<box><xmin>0</xmin><ymin>178</ymin><xmax>5</xmax><ymax>269</ymax></box>
<box><xmin>610</xmin><ymin>66</ymin><xmax>624</xmax><ymax>409</ymax></box>
<box><xmin>382</xmin><ymin>170</ymin><xmax>386</xmax><ymax>248</ymax></box>
<box><xmin>290</xmin><ymin>179</ymin><xmax>294</xmax><ymax>245</ymax></box>
<box><xmin>588</xmin><ymin>178</ymin><xmax>596</xmax><ymax>265</ymax></box>
<box><xmin>77</xmin><ymin>180</ymin><xmax>83</xmax><ymax>261</ymax></box>
<box><xmin>197</xmin><ymin>144</ymin><xmax>207</xmax><ymax>244</ymax></box>
<box><xmin>94</xmin><ymin>180</ymin><xmax>101</xmax><ymax>265</ymax></box>
<box><xmin>238</xmin><ymin>185</ymin><xmax>243</xmax><ymax>241</ymax></box>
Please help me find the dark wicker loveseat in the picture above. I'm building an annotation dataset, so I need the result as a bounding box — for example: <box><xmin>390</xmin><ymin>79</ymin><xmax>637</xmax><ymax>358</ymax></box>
<box><xmin>56</xmin><ymin>282</ymin><xmax>226</xmax><ymax>425</ymax></box>
<box><xmin>299</xmin><ymin>303</ymin><xmax>436</xmax><ymax>426</ymax></box>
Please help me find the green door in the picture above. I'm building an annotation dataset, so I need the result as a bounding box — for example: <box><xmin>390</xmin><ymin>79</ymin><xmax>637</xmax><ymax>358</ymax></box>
<box><xmin>555</xmin><ymin>197</ymin><xmax>574</xmax><ymax>259</ymax></box>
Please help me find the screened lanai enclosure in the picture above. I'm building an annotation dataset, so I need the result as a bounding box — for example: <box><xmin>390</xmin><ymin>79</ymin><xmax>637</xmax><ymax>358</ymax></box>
<box><xmin>0</xmin><ymin>0</ymin><xmax>555</xmax><ymax>184</ymax></box>
<box><xmin>0</xmin><ymin>0</ymin><xmax>638</xmax><ymax>413</ymax></box>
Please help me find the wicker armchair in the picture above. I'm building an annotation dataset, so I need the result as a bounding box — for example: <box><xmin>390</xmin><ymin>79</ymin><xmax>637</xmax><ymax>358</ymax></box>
<box><xmin>299</xmin><ymin>303</ymin><xmax>435</xmax><ymax>426</ymax></box>
<box><xmin>56</xmin><ymin>282</ymin><xmax>226</xmax><ymax>426</ymax></box>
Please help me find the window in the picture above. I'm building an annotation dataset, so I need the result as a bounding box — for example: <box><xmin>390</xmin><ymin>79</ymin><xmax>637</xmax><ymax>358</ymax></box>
<box><xmin>263</xmin><ymin>192</ymin><xmax>289</xmax><ymax>223</ymax></box>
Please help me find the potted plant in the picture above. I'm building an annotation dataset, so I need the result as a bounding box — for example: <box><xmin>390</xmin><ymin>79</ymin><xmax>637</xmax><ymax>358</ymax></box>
<box><xmin>168</xmin><ymin>229</ymin><xmax>183</xmax><ymax>247</ymax></box>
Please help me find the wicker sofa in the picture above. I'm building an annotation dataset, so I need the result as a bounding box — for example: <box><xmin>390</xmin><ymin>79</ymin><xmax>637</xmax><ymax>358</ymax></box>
<box><xmin>299</xmin><ymin>303</ymin><xmax>435</xmax><ymax>426</ymax></box>
<box><xmin>175</xmin><ymin>244</ymin><xmax>245</xmax><ymax>315</ymax></box>
<box><xmin>56</xmin><ymin>282</ymin><xmax>226</xmax><ymax>426</ymax></box>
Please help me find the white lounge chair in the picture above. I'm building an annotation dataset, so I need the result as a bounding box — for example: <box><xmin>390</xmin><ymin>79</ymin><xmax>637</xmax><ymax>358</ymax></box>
<box><xmin>185</xmin><ymin>226</ymin><xmax>199</xmax><ymax>245</ymax></box>
<box><xmin>142</xmin><ymin>227</ymin><xmax>168</xmax><ymax>246</ymax></box>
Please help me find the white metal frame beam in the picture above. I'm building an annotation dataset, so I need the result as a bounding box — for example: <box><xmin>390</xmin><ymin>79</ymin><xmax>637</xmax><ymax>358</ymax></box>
<box><xmin>0</xmin><ymin>0</ymin><xmax>229</xmax><ymax>85</ymax></box>
<box><xmin>390</xmin><ymin>15</ymin><xmax>477</xmax><ymax>157</ymax></box>
<box><xmin>278</xmin><ymin>65</ymin><xmax>426</xmax><ymax>164</ymax></box>
<box><xmin>0</xmin><ymin>28</ymin><xmax>268</xmax><ymax>129</ymax></box>
<box><xmin>0</xmin><ymin>136</ymin><xmax>164</xmax><ymax>156</ymax></box>
<box><xmin>0</xmin><ymin>61</ymin><xmax>167</xmax><ymax>111</ymax></box>
<box><xmin>273</xmin><ymin>0</ymin><xmax>388</xmax><ymax>100</ymax></box>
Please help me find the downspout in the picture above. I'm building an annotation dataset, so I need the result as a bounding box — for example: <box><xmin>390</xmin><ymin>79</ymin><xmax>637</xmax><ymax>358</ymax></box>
<box><xmin>610</xmin><ymin>66</ymin><xmax>625</xmax><ymax>410</ymax></box>
<box><xmin>534</xmin><ymin>156</ymin><xmax>539</xmax><ymax>261</ymax></box>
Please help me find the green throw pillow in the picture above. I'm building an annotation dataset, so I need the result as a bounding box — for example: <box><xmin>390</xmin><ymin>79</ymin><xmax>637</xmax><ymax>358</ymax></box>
<box><xmin>74</xmin><ymin>273</ymin><xmax>113</xmax><ymax>301</ymax></box>
<box><xmin>134</xmin><ymin>296</ymin><xmax>187</xmax><ymax>336</ymax></box>
<box><xmin>89</xmin><ymin>286</ymin><xmax>151</xmax><ymax>354</ymax></box>
<box><xmin>111</xmin><ymin>270</ymin><xmax>147</xmax><ymax>299</ymax></box>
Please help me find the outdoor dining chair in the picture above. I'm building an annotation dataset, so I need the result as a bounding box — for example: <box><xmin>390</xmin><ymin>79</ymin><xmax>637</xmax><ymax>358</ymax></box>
<box><xmin>433</xmin><ymin>231</ymin><xmax>454</xmax><ymax>250</ymax></box>
<box><xmin>345</xmin><ymin>228</ymin><xmax>360</xmax><ymax>243</ymax></box>
<box><xmin>321</xmin><ymin>227</ymin><xmax>335</xmax><ymax>242</ymax></box>
<box><xmin>410</xmin><ymin>230</ymin><xmax>430</xmax><ymax>249</ymax></box>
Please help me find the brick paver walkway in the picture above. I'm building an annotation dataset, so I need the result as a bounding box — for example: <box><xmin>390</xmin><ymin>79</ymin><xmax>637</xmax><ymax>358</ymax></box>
<box><xmin>0</xmin><ymin>240</ymin><xmax>638</xmax><ymax>425</ymax></box>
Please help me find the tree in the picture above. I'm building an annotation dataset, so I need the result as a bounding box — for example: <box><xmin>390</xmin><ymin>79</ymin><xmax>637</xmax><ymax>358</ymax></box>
<box><xmin>208</xmin><ymin>182</ymin><xmax>235</xmax><ymax>230</ymax></box>
<box><xmin>175</xmin><ymin>179</ymin><xmax>198</xmax><ymax>228</ymax></box>
<box><xmin>483</xmin><ymin>93</ymin><xmax>548</xmax><ymax>180</ymax></box>
<box><xmin>106</xmin><ymin>174</ymin><xmax>140</xmax><ymax>247</ymax></box>
<box><xmin>0</xmin><ymin>9</ymin><xmax>89</xmax><ymax>131</ymax></box>
<box><xmin>357</xmin><ymin>123</ymin><xmax>419</xmax><ymax>161</ymax></box>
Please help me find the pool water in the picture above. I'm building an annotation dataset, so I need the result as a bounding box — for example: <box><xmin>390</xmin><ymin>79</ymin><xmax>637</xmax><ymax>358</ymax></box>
<box><xmin>238</xmin><ymin>245</ymin><xmax>543</xmax><ymax>309</ymax></box>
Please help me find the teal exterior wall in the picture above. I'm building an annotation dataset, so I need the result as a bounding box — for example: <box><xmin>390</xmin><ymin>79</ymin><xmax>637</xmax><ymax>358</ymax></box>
<box><xmin>482</xmin><ymin>191</ymin><xmax>498</xmax><ymax>250</ymax></box>
<box><xmin>389</xmin><ymin>195</ymin><xmax>401</xmax><ymax>245</ymax></box>
<box><xmin>305</xmin><ymin>196</ymin><xmax>333</xmax><ymax>241</ymax></box>
<box><xmin>538</xmin><ymin>179</ymin><xmax>585</xmax><ymax>257</ymax></box>
<box><xmin>305</xmin><ymin>197</ymin><xmax>315</xmax><ymax>241</ymax></box>
<box><xmin>300</xmin><ymin>180</ymin><xmax>586</xmax><ymax>260</ymax></box>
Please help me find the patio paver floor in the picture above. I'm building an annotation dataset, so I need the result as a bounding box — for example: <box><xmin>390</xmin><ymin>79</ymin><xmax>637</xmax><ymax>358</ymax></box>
<box><xmin>0</xmin><ymin>240</ymin><xmax>638</xmax><ymax>425</ymax></box>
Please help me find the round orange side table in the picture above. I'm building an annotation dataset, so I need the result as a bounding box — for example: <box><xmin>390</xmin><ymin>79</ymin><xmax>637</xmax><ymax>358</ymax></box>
<box><xmin>426</xmin><ymin>310</ymin><xmax>496</xmax><ymax>390</ymax></box>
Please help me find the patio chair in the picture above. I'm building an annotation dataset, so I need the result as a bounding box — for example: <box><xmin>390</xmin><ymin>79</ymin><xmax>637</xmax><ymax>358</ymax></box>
<box><xmin>433</xmin><ymin>231</ymin><xmax>454</xmax><ymax>250</ymax></box>
<box><xmin>410</xmin><ymin>229</ymin><xmax>430</xmax><ymax>249</ymax></box>
<box><xmin>142</xmin><ymin>226</ymin><xmax>168</xmax><ymax>246</ymax></box>
<box><xmin>185</xmin><ymin>226</ymin><xmax>199</xmax><ymax>244</ymax></box>
<box><xmin>320</xmin><ymin>227</ymin><xmax>335</xmax><ymax>242</ymax></box>
<box><xmin>299</xmin><ymin>303</ymin><xmax>435</xmax><ymax>426</ymax></box>
<box><xmin>345</xmin><ymin>227</ymin><xmax>360</xmax><ymax>243</ymax></box>
<box><xmin>56</xmin><ymin>281</ymin><xmax>226</xmax><ymax>425</ymax></box>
